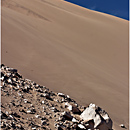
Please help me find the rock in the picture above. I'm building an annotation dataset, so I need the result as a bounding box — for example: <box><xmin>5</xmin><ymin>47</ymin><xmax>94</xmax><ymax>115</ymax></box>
<box><xmin>15</xmin><ymin>72</ymin><xmax>22</xmax><ymax>78</ymax></box>
<box><xmin>26</xmin><ymin>110</ymin><xmax>31</xmax><ymax>114</ymax></box>
<box><xmin>57</xmin><ymin>125</ymin><xmax>64</xmax><ymax>130</ymax></box>
<box><xmin>41</xmin><ymin>120</ymin><xmax>47</xmax><ymax>125</ymax></box>
<box><xmin>1</xmin><ymin>65</ymin><xmax>114</xmax><ymax>130</ymax></box>
<box><xmin>78</xmin><ymin>124</ymin><xmax>86</xmax><ymax>129</ymax></box>
<box><xmin>50</xmin><ymin>107</ymin><xmax>59</xmax><ymax>112</ymax></box>
<box><xmin>23</xmin><ymin>99</ymin><xmax>28</xmax><ymax>103</ymax></box>
<box><xmin>62</xmin><ymin>111</ymin><xmax>73</xmax><ymax>121</ymax></box>
<box><xmin>19</xmin><ymin>108</ymin><xmax>27</xmax><ymax>114</ymax></box>
<box><xmin>1</xmin><ymin>76</ymin><xmax>4</xmax><ymax>81</ymax></box>
<box><xmin>58</xmin><ymin>116</ymin><xmax>64</xmax><ymax>121</ymax></box>
<box><xmin>80</xmin><ymin>103</ymin><xmax>112</xmax><ymax>130</ymax></box>
<box><xmin>63</xmin><ymin>102</ymin><xmax>71</xmax><ymax>108</ymax></box>
<box><xmin>8</xmin><ymin>68</ymin><xmax>17</xmax><ymax>73</ymax></box>
<box><xmin>120</xmin><ymin>124</ymin><xmax>126</xmax><ymax>128</ymax></box>
<box><xmin>65</xmin><ymin>102</ymin><xmax>81</xmax><ymax>114</ymax></box>
<box><xmin>68</xmin><ymin>104</ymin><xmax>81</xmax><ymax>114</ymax></box>
<box><xmin>26</xmin><ymin>108</ymin><xmax>36</xmax><ymax>114</ymax></box>
<box><xmin>58</xmin><ymin>93</ymin><xmax>65</xmax><ymax>97</ymax></box>
<box><xmin>73</xmin><ymin>124</ymin><xmax>78</xmax><ymax>129</ymax></box>
<box><xmin>72</xmin><ymin>118</ymin><xmax>79</xmax><ymax>123</ymax></box>
<box><xmin>41</xmin><ymin>116</ymin><xmax>47</xmax><ymax>121</ymax></box>
<box><xmin>7</xmin><ymin>78</ymin><xmax>12</xmax><ymax>84</ymax></box>
<box><xmin>35</xmin><ymin>115</ymin><xmax>40</xmax><ymax>118</ymax></box>
<box><xmin>1</xmin><ymin>112</ymin><xmax>8</xmax><ymax>119</ymax></box>
<box><xmin>41</xmin><ymin>93</ymin><xmax>53</xmax><ymax>100</ymax></box>
<box><xmin>42</xmin><ymin>100</ymin><xmax>45</xmax><ymax>104</ymax></box>
<box><xmin>1</xmin><ymin>64</ymin><xmax>5</xmax><ymax>67</ymax></box>
<box><xmin>11</xmin><ymin>122</ymin><xmax>16</xmax><ymax>129</ymax></box>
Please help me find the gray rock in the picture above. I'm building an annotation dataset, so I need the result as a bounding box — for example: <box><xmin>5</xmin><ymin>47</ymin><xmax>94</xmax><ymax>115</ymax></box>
<box><xmin>80</xmin><ymin>103</ymin><xmax>112</xmax><ymax>130</ymax></box>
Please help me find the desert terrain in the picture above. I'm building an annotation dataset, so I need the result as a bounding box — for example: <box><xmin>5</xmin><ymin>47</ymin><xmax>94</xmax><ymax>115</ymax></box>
<box><xmin>1</xmin><ymin>0</ymin><xmax>129</xmax><ymax>129</ymax></box>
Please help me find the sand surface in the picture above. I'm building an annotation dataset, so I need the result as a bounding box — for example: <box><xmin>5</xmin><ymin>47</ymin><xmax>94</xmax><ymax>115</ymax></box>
<box><xmin>2</xmin><ymin>0</ymin><xmax>129</xmax><ymax>129</ymax></box>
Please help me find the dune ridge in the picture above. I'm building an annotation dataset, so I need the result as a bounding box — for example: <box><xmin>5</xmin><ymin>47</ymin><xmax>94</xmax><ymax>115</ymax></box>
<box><xmin>2</xmin><ymin>0</ymin><xmax>129</xmax><ymax>129</ymax></box>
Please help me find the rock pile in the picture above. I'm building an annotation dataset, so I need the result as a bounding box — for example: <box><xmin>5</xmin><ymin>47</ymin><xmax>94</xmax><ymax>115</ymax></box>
<box><xmin>1</xmin><ymin>64</ymin><xmax>113</xmax><ymax>130</ymax></box>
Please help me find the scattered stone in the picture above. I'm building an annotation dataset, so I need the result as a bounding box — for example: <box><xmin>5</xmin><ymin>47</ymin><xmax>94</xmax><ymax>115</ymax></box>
<box><xmin>1</xmin><ymin>65</ymin><xmax>114</xmax><ymax>130</ymax></box>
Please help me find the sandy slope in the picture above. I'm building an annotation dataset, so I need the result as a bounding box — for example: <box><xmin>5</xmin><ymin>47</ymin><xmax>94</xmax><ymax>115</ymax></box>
<box><xmin>1</xmin><ymin>0</ymin><xmax>129</xmax><ymax>129</ymax></box>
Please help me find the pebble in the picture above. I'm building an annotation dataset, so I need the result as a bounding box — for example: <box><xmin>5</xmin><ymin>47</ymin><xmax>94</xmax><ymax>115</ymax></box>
<box><xmin>120</xmin><ymin>124</ymin><xmax>126</xmax><ymax>128</ymax></box>
<box><xmin>78</xmin><ymin>124</ymin><xmax>86</xmax><ymax>129</ymax></box>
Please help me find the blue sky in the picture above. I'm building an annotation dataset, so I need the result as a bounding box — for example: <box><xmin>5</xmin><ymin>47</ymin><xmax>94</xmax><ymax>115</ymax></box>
<box><xmin>64</xmin><ymin>0</ymin><xmax>129</xmax><ymax>20</ymax></box>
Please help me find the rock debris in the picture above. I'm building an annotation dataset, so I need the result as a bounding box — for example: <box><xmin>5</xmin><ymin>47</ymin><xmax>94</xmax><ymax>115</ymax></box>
<box><xmin>1</xmin><ymin>64</ymin><xmax>113</xmax><ymax>130</ymax></box>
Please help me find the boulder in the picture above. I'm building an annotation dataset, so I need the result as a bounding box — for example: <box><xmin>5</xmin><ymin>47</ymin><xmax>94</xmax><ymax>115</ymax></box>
<box><xmin>80</xmin><ymin>103</ymin><xmax>112</xmax><ymax>130</ymax></box>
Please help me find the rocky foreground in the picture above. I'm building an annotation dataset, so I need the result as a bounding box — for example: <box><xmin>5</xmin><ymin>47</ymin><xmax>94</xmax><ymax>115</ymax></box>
<box><xmin>1</xmin><ymin>64</ymin><xmax>113</xmax><ymax>130</ymax></box>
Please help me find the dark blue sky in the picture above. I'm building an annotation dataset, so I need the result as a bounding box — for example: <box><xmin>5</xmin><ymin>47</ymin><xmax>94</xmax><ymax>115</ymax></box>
<box><xmin>64</xmin><ymin>0</ymin><xmax>129</xmax><ymax>20</ymax></box>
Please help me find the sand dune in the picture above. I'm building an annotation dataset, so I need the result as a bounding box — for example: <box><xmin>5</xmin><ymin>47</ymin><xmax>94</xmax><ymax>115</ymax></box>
<box><xmin>2</xmin><ymin>0</ymin><xmax>129</xmax><ymax>129</ymax></box>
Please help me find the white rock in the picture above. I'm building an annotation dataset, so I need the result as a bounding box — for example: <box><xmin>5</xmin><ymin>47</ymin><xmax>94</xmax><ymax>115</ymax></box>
<box><xmin>17</xmin><ymin>93</ymin><xmax>22</xmax><ymax>96</ymax></box>
<box><xmin>72</xmin><ymin>118</ymin><xmax>78</xmax><ymax>123</ymax></box>
<box><xmin>7</xmin><ymin>79</ymin><xmax>12</xmax><ymax>83</ymax></box>
<box><xmin>120</xmin><ymin>124</ymin><xmax>126</xmax><ymax>128</ymax></box>
<box><xmin>27</xmin><ymin>110</ymin><xmax>31</xmax><ymax>114</ymax></box>
<box><xmin>80</xmin><ymin>103</ymin><xmax>112</xmax><ymax>130</ymax></box>
<box><xmin>58</xmin><ymin>93</ymin><xmax>65</xmax><ymax>97</ymax></box>
<box><xmin>78</xmin><ymin>124</ymin><xmax>86</xmax><ymax>129</ymax></box>
<box><xmin>64</xmin><ymin>102</ymin><xmax>70</xmax><ymax>107</ymax></box>
<box><xmin>66</xmin><ymin>95</ymin><xmax>70</xmax><ymax>98</ymax></box>
<box><xmin>9</xmin><ymin>115</ymin><xmax>13</xmax><ymax>119</ymax></box>
<box><xmin>42</xmin><ymin>101</ymin><xmax>45</xmax><ymax>104</ymax></box>
<box><xmin>23</xmin><ymin>99</ymin><xmax>28</xmax><ymax>103</ymax></box>
<box><xmin>1</xmin><ymin>77</ymin><xmax>4</xmax><ymax>81</ymax></box>
<box><xmin>35</xmin><ymin>115</ymin><xmax>40</xmax><ymax>118</ymax></box>
<box><xmin>67</xmin><ymin>104</ymin><xmax>81</xmax><ymax>114</ymax></box>
<box><xmin>67</xmin><ymin>105</ymin><xmax>72</xmax><ymax>111</ymax></box>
